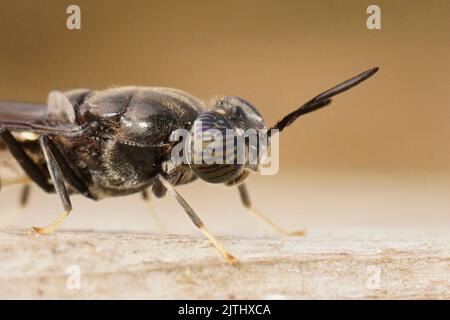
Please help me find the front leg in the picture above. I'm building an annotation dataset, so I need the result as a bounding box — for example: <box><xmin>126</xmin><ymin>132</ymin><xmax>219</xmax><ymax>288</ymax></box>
<box><xmin>238</xmin><ymin>183</ymin><xmax>305</xmax><ymax>236</ymax></box>
<box><xmin>158</xmin><ymin>175</ymin><xmax>238</xmax><ymax>265</ymax></box>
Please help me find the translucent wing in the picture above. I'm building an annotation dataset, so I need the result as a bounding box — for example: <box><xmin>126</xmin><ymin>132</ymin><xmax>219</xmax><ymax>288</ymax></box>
<box><xmin>0</xmin><ymin>101</ymin><xmax>88</xmax><ymax>136</ymax></box>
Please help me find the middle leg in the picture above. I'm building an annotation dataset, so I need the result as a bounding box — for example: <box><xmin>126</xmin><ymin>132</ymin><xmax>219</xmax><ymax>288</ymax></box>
<box><xmin>238</xmin><ymin>183</ymin><xmax>305</xmax><ymax>236</ymax></box>
<box><xmin>0</xmin><ymin>184</ymin><xmax>31</xmax><ymax>228</ymax></box>
<box><xmin>142</xmin><ymin>189</ymin><xmax>167</xmax><ymax>233</ymax></box>
<box><xmin>27</xmin><ymin>135</ymin><xmax>72</xmax><ymax>234</ymax></box>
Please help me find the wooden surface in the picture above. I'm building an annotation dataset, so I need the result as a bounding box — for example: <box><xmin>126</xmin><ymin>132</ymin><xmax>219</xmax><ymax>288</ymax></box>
<box><xmin>0</xmin><ymin>230</ymin><xmax>448</xmax><ymax>299</ymax></box>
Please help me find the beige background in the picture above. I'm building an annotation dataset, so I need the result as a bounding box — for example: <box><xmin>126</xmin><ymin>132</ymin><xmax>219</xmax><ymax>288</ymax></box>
<box><xmin>0</xmin><ymin>0</ymin><xmax>449</xmax><ymax>234</ymax></box>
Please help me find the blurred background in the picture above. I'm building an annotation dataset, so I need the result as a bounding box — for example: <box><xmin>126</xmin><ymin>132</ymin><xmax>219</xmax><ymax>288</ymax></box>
<box><xmin>0</xmin><ymin>0</ymin><xmax>449</xmax><ymax>235</ymax></box>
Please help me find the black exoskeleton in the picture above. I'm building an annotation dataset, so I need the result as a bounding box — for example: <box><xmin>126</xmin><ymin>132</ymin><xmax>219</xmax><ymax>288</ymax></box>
<box><xmin>0</xmin><ymin>67</ymin><xmax>379</xmax><ymax>264</ymax></box>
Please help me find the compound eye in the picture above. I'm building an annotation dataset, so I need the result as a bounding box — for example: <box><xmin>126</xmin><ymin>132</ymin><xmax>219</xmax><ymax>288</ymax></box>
<box><xmin>187</xmin><ymin>111</ymin><xmax>244</xmax><ymax>184</ymax></box>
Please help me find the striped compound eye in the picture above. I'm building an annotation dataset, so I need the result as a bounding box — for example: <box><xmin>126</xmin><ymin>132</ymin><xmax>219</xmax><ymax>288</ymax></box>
<box><xmin>187</xmin><ymin>111</ymin><xmax>245</xmax><ymax>184</ymax></box>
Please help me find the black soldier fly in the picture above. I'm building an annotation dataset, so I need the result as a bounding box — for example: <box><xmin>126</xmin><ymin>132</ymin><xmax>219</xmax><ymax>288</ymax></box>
<box><xmin>0</xmin><ymin>67</ymin><xmax>378</xmax><ymax>264</ymax></box>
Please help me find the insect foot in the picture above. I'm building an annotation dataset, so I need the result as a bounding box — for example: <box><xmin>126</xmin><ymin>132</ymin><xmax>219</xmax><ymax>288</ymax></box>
<box><xmin>225</xmin><ymin>252</ymin><xmax>240</xmax><ymax>266</ymax></box>
<box><xmin>26</xmin><ymin>210</ymin><xmax>70</xmax><ymax>235</ymax></box>
<box><xmin>27</xmin><ymin>226</ymin><xmax>55</xmax><ymax>235</ymax></box>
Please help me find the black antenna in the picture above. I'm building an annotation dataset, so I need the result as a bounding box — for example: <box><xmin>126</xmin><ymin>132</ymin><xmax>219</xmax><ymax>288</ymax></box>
<box><xmin>270</xmin><ymin>67</ymin><xmax>379</xmax><ymax>134</ymax></box>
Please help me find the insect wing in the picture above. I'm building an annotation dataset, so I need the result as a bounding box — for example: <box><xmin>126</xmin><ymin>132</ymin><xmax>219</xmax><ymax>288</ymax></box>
<box><xmin>0</xmin><ymin>101</ymin><xmax>87</xmax><ymax>136</ymax></box>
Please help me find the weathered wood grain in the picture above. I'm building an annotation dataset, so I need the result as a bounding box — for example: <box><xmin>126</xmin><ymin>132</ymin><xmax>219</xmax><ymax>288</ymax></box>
<box><xmin>0</xmin><ymin>230</ymin><xmax>448</xmax><ymax>299</ymax></box>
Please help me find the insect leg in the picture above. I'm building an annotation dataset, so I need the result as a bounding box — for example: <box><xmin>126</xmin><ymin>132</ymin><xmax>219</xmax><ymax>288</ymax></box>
<box><xmin>0</xmin><ymin>177</ymin><xmax>31</xmax><ymax>188</ymax></box>
<box><xmin>40</xmin><ymin>134</ymin><xmax>91</xmax><ymax>197</ymax></box>
<box><xmin>19</xmin><ymin>184</ymin><xmax>31</xmax><ymax>208</ymax></box>
<box><xmin>0</xmin><ymin>172</ymin><xmax>31</xmax><ymax>190</ymax></box>
<box><xmin>238</xmin><ymin>183</ymin><xmax>305</xmax><ymax>236</ymax></box>
<box><xmin>27</xmin><ymin>135</ymin><xmax>72</xmax><ymax>234</ymax></box>
<box><xmin>0</xmin><ymin>129</ymin><xmax>53</xmax><ymax>192</ymax></box>
<box><xmin>157</xmin><ymin>176</ymin><xmax>239</xmax><ymax>265</ymax></box>
<box><xmin>142</xmin><ymin>189</ymin><xmax>167</xmax><ymax>233</ymax></box>
<box><xmin>0</xmin><ymin>184</ymin><xmax>32</xmax><ymax>229</ymax></box>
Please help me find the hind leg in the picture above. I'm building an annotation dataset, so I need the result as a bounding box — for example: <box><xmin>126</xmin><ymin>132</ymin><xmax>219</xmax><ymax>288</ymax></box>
<box><xmin>0</xmin><ymin>129</ymin><xmax>54</xmax><ymax>229</ymax></box>
<box><xmin>0</xmin><ymin>129</ymin><xmax>53</xmax><ymax>193</ymax></box>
